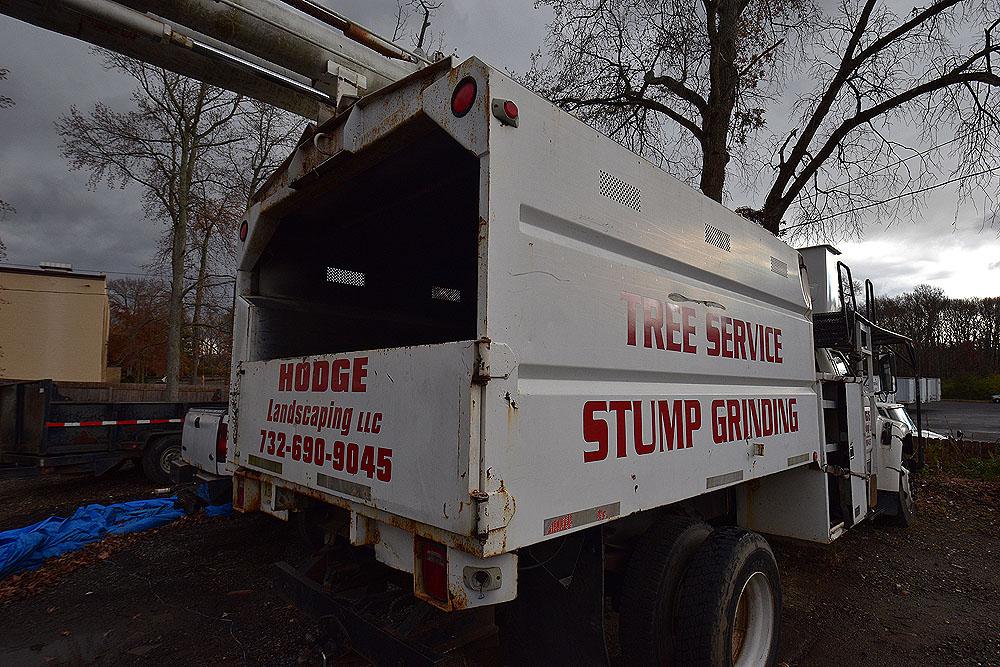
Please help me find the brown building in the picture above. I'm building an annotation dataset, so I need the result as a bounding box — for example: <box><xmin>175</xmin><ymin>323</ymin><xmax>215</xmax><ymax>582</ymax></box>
<box><xmin>0</xmin><ymin>263</ymin><xmax>109</xmax><ymax>382</ymax></box>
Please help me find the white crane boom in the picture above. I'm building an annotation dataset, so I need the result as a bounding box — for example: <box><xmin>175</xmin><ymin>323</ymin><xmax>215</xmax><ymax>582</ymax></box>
<box><xmin>0</xmin><ymin>0</ymin><xmax>428</xmax><ymax>118</ymax></box>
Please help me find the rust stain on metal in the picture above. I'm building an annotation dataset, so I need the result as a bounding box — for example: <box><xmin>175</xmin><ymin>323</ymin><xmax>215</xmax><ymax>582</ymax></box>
<box><xmin>236</xmin><ymin>468</ymin><xmax>486</xmax><ymax>556</ymax></box>
<box><xmin>449</xmin><ymin>585</ymin><xmax>469</xmax><ymax>610</ymax></box>
<box><xmin>344</xmin><ymin>23</ymin><xmax>406</xmax><ymax>60</ymax></box>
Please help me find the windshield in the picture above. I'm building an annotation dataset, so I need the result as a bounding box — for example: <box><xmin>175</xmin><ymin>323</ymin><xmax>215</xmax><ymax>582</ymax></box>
<box><xmin>888</xmin><ymin>406</ymin><xmax>917</xmax><ymax>431</ymax></box>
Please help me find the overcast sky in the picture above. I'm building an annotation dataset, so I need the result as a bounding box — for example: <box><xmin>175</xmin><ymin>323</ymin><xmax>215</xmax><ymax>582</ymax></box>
<box><xmin>1</xmin><ymin>1</ymin><xmax>998</xmax><ymax>297</ymax></box>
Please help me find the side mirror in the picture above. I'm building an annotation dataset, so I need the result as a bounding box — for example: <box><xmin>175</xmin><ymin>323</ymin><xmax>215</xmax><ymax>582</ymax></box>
<box><xmin>880</xmin><ymin>421</ymin><xmax>893</xmax><ymax>447</ymax></box>
<box><xmin>878</xmin><ymin>353</ymin><xmax>896</xmax><ymax>394</ymax></box>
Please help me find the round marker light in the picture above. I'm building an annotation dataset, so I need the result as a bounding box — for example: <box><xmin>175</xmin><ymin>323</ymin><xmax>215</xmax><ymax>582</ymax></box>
<box><xmin>451</xmin><ymin>77</ymin><xmax>477</xmax><ymax>117</ymax></box>
<box><xmin>503</xmin><ymin>100</ymin><xmax>519</xmax><ymax>120</ymax></box>
<box><xmin>239</xmin><ymin>220</ymin><xmax>248</xmax><ymax>242</ymax></box>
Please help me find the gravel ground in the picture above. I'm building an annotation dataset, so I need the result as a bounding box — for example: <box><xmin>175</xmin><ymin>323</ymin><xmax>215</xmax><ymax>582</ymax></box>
<box><xmin>0</xmin><ymin>469</ymin><xmax>997</xmax><ymax>666</ymax></box>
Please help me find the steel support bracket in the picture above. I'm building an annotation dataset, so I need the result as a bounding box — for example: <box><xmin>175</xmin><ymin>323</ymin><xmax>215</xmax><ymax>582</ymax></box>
<box><xmin>472</xmin><ymin>337</ymin><xmax>492</xmax><ymax>385</ymax></box>
<box><xmin>472</xmin><ymin>487</ymin><xmax>512</xmax><ymax>538</ymax></box>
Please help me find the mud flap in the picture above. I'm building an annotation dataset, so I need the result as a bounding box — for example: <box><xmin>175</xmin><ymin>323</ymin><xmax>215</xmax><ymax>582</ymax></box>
<box><xmin>499</xmin><ymin>528</ymin><xmax>609</xmax><ymax>665</ymax></box>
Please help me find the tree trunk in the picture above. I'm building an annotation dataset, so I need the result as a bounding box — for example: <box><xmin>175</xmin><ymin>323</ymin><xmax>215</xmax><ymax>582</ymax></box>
<box><xmin>165</xmin><ymin>83</ymin><xmax>208</xmax><ymax>401</ymax></box>
<box><xmin>189</xmin><ymin>224</ymin><xmax>212</xmax><ymax>384</ymax></box>
<box><xmin>698</xmin><ymin>0</ymin><xmax>740</xmax><ymax>203</ymax></box>
<box><xmin>165</xmin><ymin>206</ymin><xmax>187</xmax><ymax>401</ymax></box>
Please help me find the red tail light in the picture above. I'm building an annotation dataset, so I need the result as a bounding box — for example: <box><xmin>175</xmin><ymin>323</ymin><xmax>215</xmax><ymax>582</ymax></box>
<box><xmin>451</xmin><ymin>77</ymin><xmax>477</xmax><ymax>117</ymax></box>
<box><xmin>416</xmin><ymin>537</ymin><xmax>449</xmax><ymax>603</ymax></box>
<box><xmin>239</xmin><ymin>220</ymin><xmax>248</xmax><ymax>242</ymax></box>
<box><xmin>216</xmin><ymin>421</ymin><xmax>228</xmax><ymax>463</ymax></box>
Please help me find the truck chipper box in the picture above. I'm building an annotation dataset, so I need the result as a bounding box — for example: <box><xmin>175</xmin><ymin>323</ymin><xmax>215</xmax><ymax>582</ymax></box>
<box><xmin>228</xmin><ymin>56</ymin><xmax>917</xmax><ymax>665</ymax></box>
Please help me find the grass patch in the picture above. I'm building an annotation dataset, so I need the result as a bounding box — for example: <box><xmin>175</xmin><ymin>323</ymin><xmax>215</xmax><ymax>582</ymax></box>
<box><xmin>942</xmin><ymin>374</ymin><xmax>1000</xmax><ymax>401</ymax></box>
<box><xmin>924</xmin><ymin>438</ymin><xmax>1000</xmax><ymax>480</ymax></box>
<box><xmin>957</xmin><ymin>455</ymin><xmax>1000</xmax><ymax>480</ymax></box>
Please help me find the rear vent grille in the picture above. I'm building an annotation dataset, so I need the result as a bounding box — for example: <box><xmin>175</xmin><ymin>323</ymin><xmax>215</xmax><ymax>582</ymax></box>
<box><xmin>704</xmin><ymin>224</ymin><xmax>731</xmax><ymax>252</ymax></box>
<box><xmin>770</xmin><ymin>256</ymin><xmax>788</xmax><ymax>277</ymax></box>
<box><xmin>326</xmin><ymin>266</ymin><xmax>365</xmax><ymax>287</ymax></box>
<box><xmin>431</xmin><ymin>286</ymin><xmax>462</xmax><ymax>302</ymax></box>
<box><xmin>600</xmin><ymin>170</ymin><xmax>641</xmax><ymax>212</ymax></box>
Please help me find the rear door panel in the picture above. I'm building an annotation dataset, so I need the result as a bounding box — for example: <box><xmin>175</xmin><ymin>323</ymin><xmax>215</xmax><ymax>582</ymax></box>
<box><xmin>233</xmin><ymin>341</ymin><xmax>477</xmax><ymax>534</ymax></box>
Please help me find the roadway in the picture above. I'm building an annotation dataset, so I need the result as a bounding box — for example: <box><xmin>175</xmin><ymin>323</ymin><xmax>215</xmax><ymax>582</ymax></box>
<box><xmin>918</xmin><ymin>400</ymin><xmax>1000</xmax><ymax>442</ymax></box>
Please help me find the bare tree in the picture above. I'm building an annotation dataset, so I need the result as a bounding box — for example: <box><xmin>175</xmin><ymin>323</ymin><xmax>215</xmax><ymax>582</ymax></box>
<box><xmin>108</xmin><ymin>276</ymin><xmax>170</xmax><ymax>383</ymax></box>
<box><xmin>184</xmin><ymin>99</ymin><xmax>300</xmax><ymax>383</ymax></box>
<box><xmin>393</xmin><ymin>0</ymin><xmax>445</xmax><ymax>53</ymax></box>
<box><xmin>526</xmin><ymin>0</ymin><xmax>1000</xmax><ymax>236</ymax></box>
<box><xmin>57</xmin><ymin>52</ymin><xmax>246</xmax><ymax>399</ymax></box>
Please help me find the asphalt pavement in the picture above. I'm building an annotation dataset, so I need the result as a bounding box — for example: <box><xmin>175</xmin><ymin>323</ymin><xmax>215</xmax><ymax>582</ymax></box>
<box><xmin>918</xmin><ymin>400</ymin><xmax>1000</xmax><ymax>442</ymax></box>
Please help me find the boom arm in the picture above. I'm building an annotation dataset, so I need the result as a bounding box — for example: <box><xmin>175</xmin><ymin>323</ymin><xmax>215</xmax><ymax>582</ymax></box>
<box><xmin>1</xmin><ymin>0</ymin><xmax>426</xmax><ymax>118</ymax></box>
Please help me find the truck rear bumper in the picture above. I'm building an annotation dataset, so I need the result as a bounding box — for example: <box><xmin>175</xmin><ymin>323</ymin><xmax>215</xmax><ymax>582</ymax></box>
<box><xmin>170</xmin><ymin>460</ymin><xmax>232</xmax><ymax>506</ymax></box>
<box><xmin>234</xmin><ymin>470</ymin><xmax>517</xmax><ymax>610</ymax></box>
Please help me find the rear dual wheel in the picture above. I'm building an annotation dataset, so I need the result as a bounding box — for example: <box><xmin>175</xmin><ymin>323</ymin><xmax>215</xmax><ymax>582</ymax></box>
<box><xmin>620</xmin><ymin>521</ymin><xmax>781</xmax><ymax>666</ymax></box>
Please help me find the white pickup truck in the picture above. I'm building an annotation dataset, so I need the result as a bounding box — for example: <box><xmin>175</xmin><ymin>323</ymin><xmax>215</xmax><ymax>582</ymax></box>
<box><xmin>171</xmin><ymin>407</ymin><xmax>231</xmax><ymax>507</ymax></box>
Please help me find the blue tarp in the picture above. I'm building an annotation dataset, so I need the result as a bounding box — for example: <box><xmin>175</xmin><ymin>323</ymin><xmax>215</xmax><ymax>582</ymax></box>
<box><xmin>0</xmin><ymin>497</ymin><xmax>233</xmax><ymax>579</ymax></box>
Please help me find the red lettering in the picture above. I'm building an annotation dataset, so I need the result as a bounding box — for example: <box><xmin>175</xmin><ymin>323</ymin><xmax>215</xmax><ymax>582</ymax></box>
<box><xmin>583</xmin><ymin>401</ymin><xmax>609</xmax><ymax>462</ymax></box>
<box><xmin>761</xmin><ymin>399</ymin><xmax>774</xmax><ymax>436</ymax></box>
<box><xmin>311</xmin><ymin>360</ymin><xmax>329</xmax><ymax>391</ymax></box>
<box><xmin>746</xmin><ymin>399</ymin><xmax>760</xmax><ymax>438</ymax></box>
<box><xmin>352</xmin><ymin>356</ymin><xmax>369</xmax><ymax>392</ymax></box>
<box><xmin>777</xmin><ymin>399</ymin><xmax>789</xmax><ymax>432</ymax></box>
<box><xmin>657</xmin><ymin>400</ymin><xmax>682</xmax><ymax>451</ymax></box>
<box><xmin>711</xmin><ymin>400</ymin><xmax>726</xmax><ymax>443</ymax></box>
<box><xmin>331</xmin><ymin>359</ymin><xmax>350</xmax><ymax>391</ymax></box>
<box><xmin>733</xmin><ymin>320</ymin><xmax>746</xmax><ymax>359</ymax></box>
<box><xmin>684</xmin><ymin>400</ymin><xmax>701</xmax><ymax>448</ymax></box>
<box><xmin>727</xmin><ymin>399</ymin><xmax>742</xmax><ymax>441</ymax></box>
<box><xmin>642</xmin><ymin>297</ymin><xmax>665</xmax><ymax>349</ymax></box>
<box><xmin>294</xmin><ymin>362</ymin><xmax>310</xmax><ymax>391</ymax></box>
<box><xmin>633</xmin><ymin>401</ymin><xmax>656</xmax><ymax>455</ymax></box>
<box><xmin>707</xmin><ymin>314</ymin><xmax>721</xmax><ymax>357</ymax></box>
<box><xmin>278</xmin><ymin>363</ymin><xmax>293</xmax><ymax>391</ymax></box>
<box><xmin>664</xmin><ymin>303</ymin><xmax>682</xmax><ymax>352</ymax></box>
<box><xmin>608</xmin><ymin>401</ymin><xmax>632</xmax><ymax>458</ymax></box>
<box><xmin>722</xmin><ymin>317</ymin><xmax>734</xmax><ymax>358</ymax></box>
<box><xmin>622</xmin><ymin>292</ymin><xmax>641</xmax><ymax>346</ymax></box>
<box><xmin>682</xmin><ymin>307</ymin><xmax>697</xmax><ymax>354</ymax></box>
<box><xmin>774</xmin><ymin>328</ymin><xmax>783</xmax><ymax>363</ymax></box>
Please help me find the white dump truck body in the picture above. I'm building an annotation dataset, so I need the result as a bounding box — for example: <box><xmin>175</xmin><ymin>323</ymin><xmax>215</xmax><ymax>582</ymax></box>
<box><xmin>229</xmin><ymin>56</ymin><xmax>905</xmax><ymax>611</ymax></box>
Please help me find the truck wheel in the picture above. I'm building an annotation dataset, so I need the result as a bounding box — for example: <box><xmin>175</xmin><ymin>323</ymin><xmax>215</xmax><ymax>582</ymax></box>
<box><xmin>619</xmin><ymin>516</ymin><xmax>712</xmax><ymax>664</ymax></box>
<box><xmin>673</xmin><ymin>527</ymin><xmax>781</xmax><ymax>667</ymax></box>
<box><xmin>893</xmin><ymin>467</ymin><xmax>916</xmax><ymax>527</ymax></box>
<box><xmin>142</xmin><ymin>435</ymin><xmax>181</xmax><ymax>485</ymax></box>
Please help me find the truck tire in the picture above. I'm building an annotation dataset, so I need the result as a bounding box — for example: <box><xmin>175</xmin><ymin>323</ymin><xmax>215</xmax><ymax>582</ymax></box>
<box><xmin>142</xmin><ymin>435</ymin><xmax>181</xmax><ymax>486</ymax></box>
<box><xmin>673</xmin><ymin>527</ymin><xmax>781</xmax><ymax>667</ymax></box>
<box><xmin>619</xmin><ymin>516</ymin><xmax>713</xmax><ymax>664</ymax></box>
<box><xmin>892</xmin><ymin>467</ymin><xmax>916</xmax><ymax>527</ymax></box>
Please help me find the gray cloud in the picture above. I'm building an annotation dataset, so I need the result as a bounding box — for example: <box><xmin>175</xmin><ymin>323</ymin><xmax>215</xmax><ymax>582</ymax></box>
<box><xmin>1</xmin><ymin>16</ymin><xmax>154</xmax><ymax>275</ymax></box>
<box><xmin>1</xmin><ymin>3</ymin><xmax>998</xmax><ymax>297</ymax></box>
<box><xmin>0</xmin><ymin>2</ymin><xmax>548</xmax><ymax>275</ymax></box>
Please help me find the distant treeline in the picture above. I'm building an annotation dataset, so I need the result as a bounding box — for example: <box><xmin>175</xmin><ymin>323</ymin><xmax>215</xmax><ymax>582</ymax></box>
<box><xmin>876</xmin><ymin>285</ymin><xmax>1000</xmax><ymax>400</ymax></box>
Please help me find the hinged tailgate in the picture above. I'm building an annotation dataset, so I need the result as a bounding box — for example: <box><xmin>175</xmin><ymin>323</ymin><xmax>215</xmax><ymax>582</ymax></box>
<box><xmin>233</xmin><ymin>341</ymin><xmax>479</xmax><ymax>535</ymax></box>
